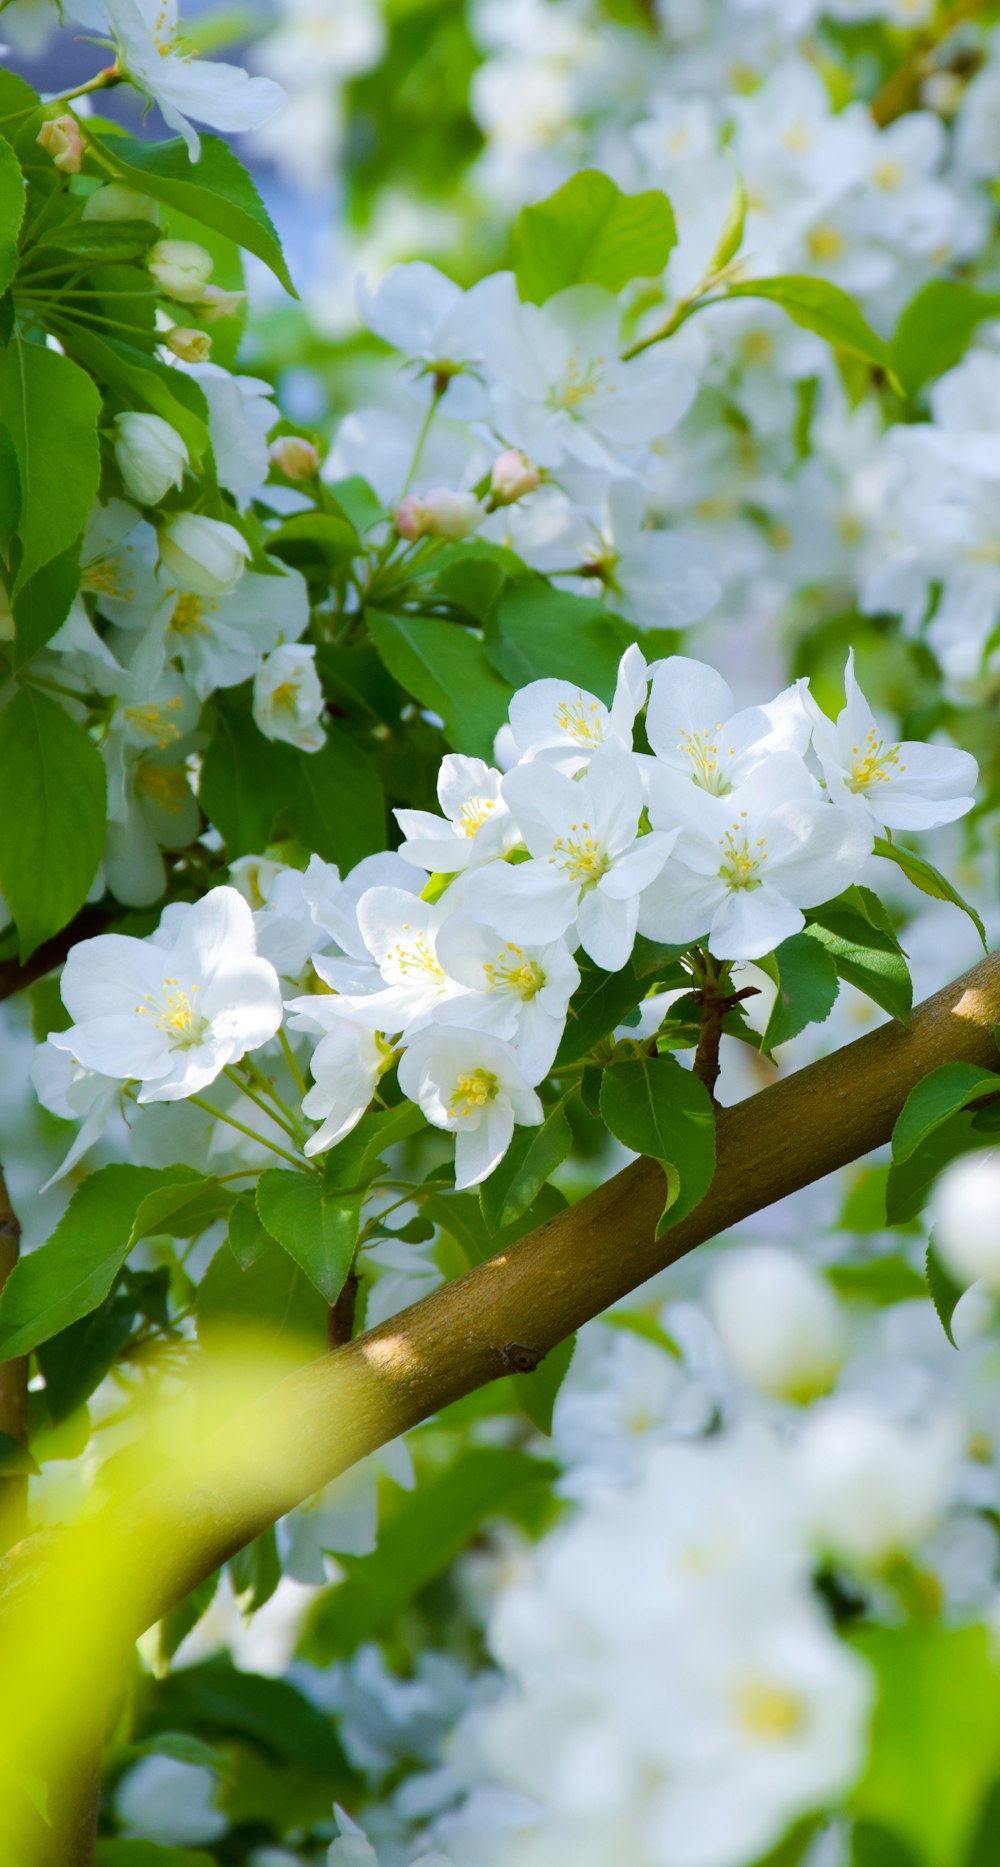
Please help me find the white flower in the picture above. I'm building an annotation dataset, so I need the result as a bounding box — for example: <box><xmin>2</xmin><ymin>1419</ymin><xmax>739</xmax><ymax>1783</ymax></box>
<box><xmin>50</xmin><ymin>888</ymin><xmax>283</xmax><ymax>1103</ymax></box>
<box><xmin>162</xmin><ymin>566</ymin><xmax>309</xmax><ymax>700</ymax></box>
<box><xmin>639</xmin><ymin>755</ymin><xmax>871</xmax><ymax>961</ymax></box>
<box><xmin>395</xmin><ymin>756</ymin><xmax>517</xmax><ymax>872</ymax></box>
<box><xmin>503</xmin><ymin>643</ymin><xmax>648</xmax><ymax>774</ymax></box>
<box><xmin>397</xmin><ymin>1028</ymin><xmax>543</xmax><ymax>1189</ymax></box>
<box><xmin>395</xmin><ymin>487</ymin><xmax>482</xmax><ymax>541</ymax></box>
<box><xmin>253</xmin><ymin>643</ymin><xmax>326</xmax><ymax>751</ymax></box>
<box><xmin>284</xmin><ymin>1002</ymin><xmax>387</xmax><ymax>1156</ymax></box>
<box><xmin>179</xmin><ymin>364</ymin><xmax>277</xmax><ymax>504</ymax></box>
<box><xmin>474</xmin><ymin>741</ymin><xmax>676</xmax><ymax>972</ymax></box>
<box><xmin>159</xmin><ymin>513</ymin><xmax>251</xmax><ymax>596</ymax></box>
<box><xmin>358</xmin><ymin>261</ymin><xmax>493</xmax><ymax>417</ymax></box>
<box><xmin>645</xmin><ymin>655</ymin><xmax>811</xmax><ymax>798</ymax></box>
<box><xmin>343</xmin><ymin>888</ymin><xmax>469</xmax><ymax>1035</ymax></box>
<box><xmin>930</xmin><ymin>1152</ymin><xmax>1000</xmax><ymax>1293</ymax></box>
<box><xmin>98</xmin><ymin>0</ymin><xmax>285</xmax><ymax>161</ymax></box>
<box><xmin>478</xmin><ymin>276</ymin><xmax>696</xmax><ymax>473</ymax></box>
<box><xmin>113</xmin><ymin>412</ymin><xmax>189</xmax><ymax>507</ymax></box>
<box><xmin>807</xmin><ymin>650</ymin><xmax>978</xmax><ymax>832</ymax></box>
<box><xmin>31</xmin><ymin>1044</ymin><xmax>120</xmax><ymax>1190</ymax></box>
<box><xmin>147</xmin><ymin>238</ymin><xmax>214</xmax><ymax>303</ymax></box>
<box><xmin>433</xmin><ymin>913</ymin><xmax>580</xmax><ymax>1079</ymax></box>
<box><xmin>708</xmin><ymin>1248</ymin><xmax>847</xmax><ymax>1402</ymax></box>
<box><xmin>796</xmin><ymin>1404</ymin><xmax>958</xmax><ymax>1567</ymax></box>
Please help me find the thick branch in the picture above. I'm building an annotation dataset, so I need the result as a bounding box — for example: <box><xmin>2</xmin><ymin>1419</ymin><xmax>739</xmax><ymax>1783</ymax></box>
<box><xmin>4</xmin><ymin>951</ymin><xmax>1000</xmax><ymax>1639</ymax></box>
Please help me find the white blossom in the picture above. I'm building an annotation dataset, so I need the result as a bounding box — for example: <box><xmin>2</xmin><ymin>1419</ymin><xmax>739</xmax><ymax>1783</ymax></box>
<box><xmin>397</xmin><ymin>1027</ymin><xmax>543</xmax><ymax>1189</ymax></box>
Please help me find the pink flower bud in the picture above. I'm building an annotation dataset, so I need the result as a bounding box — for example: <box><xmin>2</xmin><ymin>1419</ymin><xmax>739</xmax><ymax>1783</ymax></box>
<box><xmin>37</xmin><ymin>115</ymin><xmax>84</xmax><ymax>175</ymax></box>
<box><xmin>270</xmin><ymin>436</ymin><xmax>319</xmax><ymax>481</ymax></box>
<box><xmin>490</xmin><ymin>448</ymin><xmax>540</xmax><ymax>505</ymax></box>
<box><xmin>396</xmin><ymin>487</ymin><xmax>480</xmax><ymax>542</ymax></box>
<box><xmin>165</xmin><ymin>327</ymin><xmax>212</xmax><ymax>363</ymax></box>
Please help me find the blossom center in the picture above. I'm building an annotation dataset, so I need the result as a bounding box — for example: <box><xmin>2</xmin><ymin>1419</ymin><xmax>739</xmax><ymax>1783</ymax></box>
<box><xmin>732</xmin><ymin>1678</ymin><xmax>804</xmax><ymax>1742</ymax></box>
<box><xmin>483</xmin><ymin>943</ymin><xmax>544</xmax><ymax>999</ymax></box>
<box><xmin>718</xmin><ymin>814</ymin><xmax>766</xmax><ymax>891</ymax></box>
<box><xmin>678</xmin><ymin>723</ymin><xmax>735</xmax><ymax>794</ymax></box>
<box><xmin>82</xmin><ymin>552</ymin><xmax>133</xmax><ymax>602</ymax></box>
<box><xmin>137</xmin><ymin>976</ymin><xmax>206</xmax><ymax>1047</ymax></box>
<box><xmin>807</xmin><ymin>224</ymin><xmax>843</xmax><ymax>262</ymax></box>
<box><xmin>171</xmin><ymin>593</ymin><xmax>211</xmax><ymax>635</ymax></box>
<box><xmin>135</xmin><ymin>764</ymin><xmax>187</xmax><ymax>813</ymax></box>
<box><xmin>848</xmin><ymin>728</ymin><xmax>903</xmax><ymax>792</ymax></box>
<box><xmin>390</xmin><ymin>928</ymin><xmax>445</xmax><ymax>982</ymax></box>
<box><xmin>457</xmin><ymin>795</ymin><xmax>497</xmax><ymax>837</ymax></box>
<box><xmin>555</xmin><ymin>693</ymin><xmax>605</xmax><ymax>744</ymax></box>
<box><xmin>553</xmin><ymin>351</ymin><xmax>604</xmax><ymax>412</ymax></box>
<box><xmin>123</xmin><ymin>697</ymin><xmax>185</xmax><ymax>749</ymax></box>
<box><xmin>449</xmin><ymin>1068</ymin><xmax>499</xmax><ymax>1118</ymax></box>
<box><xmin>550</xmin><ymin>821</ymin><xmax>610</xmax><ymax>886</ymax></box>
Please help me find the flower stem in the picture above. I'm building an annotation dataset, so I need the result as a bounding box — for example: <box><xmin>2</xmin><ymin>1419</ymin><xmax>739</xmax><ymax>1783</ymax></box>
<box><xmin>277</xmin><ymin>1026</ymin><xmax>309</xmax><ymax>1101</ymax></box>
<box><xmin>187</xmin><ymin>1093</ymin><xmax>312</xmax><ymax>1171</ymax></box>
<box><xmin>222</xmin><ymin>1067</ymin><xmax>303</xmax><ymax>1143</ymax></box>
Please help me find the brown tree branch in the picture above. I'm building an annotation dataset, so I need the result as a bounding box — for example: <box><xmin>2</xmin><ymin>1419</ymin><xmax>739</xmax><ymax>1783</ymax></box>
<box><xmin>12</xmin><ymin>944</ymin><xmax>988</xmax><ymax>1641</ymax></box>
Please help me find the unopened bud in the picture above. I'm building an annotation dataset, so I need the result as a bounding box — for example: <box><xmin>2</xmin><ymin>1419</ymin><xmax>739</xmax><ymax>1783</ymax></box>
<box><xmin>148</xmin><ymin>238</ymin><xmax>214</xmax><ymax>304</ymax></box>
<box><xmin>395</xmin><ymin>487</ymin><xmax>481</xmax><ymax>542</ymax></box>
<box><xmin>82</xmin><ymin>182</ymin><xmax>159</xmax><ymax>224</ymax></box>
<box><xmin>113</xmin><ymin>412</ymin><xmax>188</xmax><ymax>507</ymax></box>
<box><xmin>197</xmin><ymin>285</ymin><xmax>246</xmax><ymax>323</ymax></box>
<box><xmin>159</xmin><ymin>513</ymin><xmax>251</xmax><ymax>597</ymax></box>
<box><xmin>269</xmin><ymin>435</ymin><xmax>319</xmax><ymax>481</ymax></box>
<box><xmin>489</xmin><ymin>448</ymin><xmax>540</xmax><ymax>506</ymax></box>
<box><xmin>165</xmin><ymin>326</ymin><xmax>212</xmax><ymax>363</ymax></box>
<box><xmin>37</xmin><ymin>115</ymin><xmax>84</xmax><ymax>175</ymax></box>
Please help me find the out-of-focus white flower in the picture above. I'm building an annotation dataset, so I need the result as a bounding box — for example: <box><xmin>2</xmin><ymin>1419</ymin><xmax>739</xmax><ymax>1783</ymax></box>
<box><xmin>253</xmin><ymin>643</ymin><xmax>327</xmax><ymax>751</ymax></box>
<box><xmin>930</xmin><ymin>1152</ymin><xmax>1000</xmax><ymax>1293</ymax></box>
<box><xmin>708</xmin><ymin>1247</ymin><xmax>847</xmax><ymax>1401</ymax></box>
<box><xmin>396</xmin><ymin>487</ymin><xmax>481</xmax><ymax>541</ymax></box>
<box><xmin>796</xmin><ymin>1404</ymin><xmax>957</xmax><ymax>1567</ymax></box>
<box><xmin>490</xmin><ymin>449</ymin><xmax>541</xmax><ymax>505</ymax></box>
<box><xmin>113</xmin><ymin>412</ymin><xmax>189</xmax><ymax>507</ymax></box>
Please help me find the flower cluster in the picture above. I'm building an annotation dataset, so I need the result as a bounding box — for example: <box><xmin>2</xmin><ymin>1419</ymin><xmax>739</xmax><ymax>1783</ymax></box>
<box><xmin>43</xmin><ymin>644</ymin><xmax>975</xmax><ymax>1191</ymax></box>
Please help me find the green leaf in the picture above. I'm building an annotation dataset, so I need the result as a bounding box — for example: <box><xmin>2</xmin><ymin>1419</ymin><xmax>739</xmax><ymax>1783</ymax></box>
<box><xmin>705</xmin><ymin>158</ymin><xmax>746</xmax><ymax>278</ymax></box>
<box><xmin>0</xmin><ymin>340</ymin><xmax>102</xmax><ymax>593</ymax></box>
<box><xmin>325</xmin><ymin>1101</ymin><xmax>427</xmax><ymax>1191</ymax></box>
<box><xmin>761</xmin><ymin>931</ymin><xmax>840</xmax><ymax>1050</ymax></box>
<box><xmin>805</xmin><ymin>885</ymin><xmax>912</xmax><ymax>1024</ymax></box>
<box><xmin>0</xmin><ymin>1432</ymin><xmax>38</xmax><ymax>1476</ymax></box>
<box><xmin>34</xmin><ymin>217</ymin><xmax>158</xmax><ymax>266</ymax></box>
<box><xmin>872</xmin><ymin>837</ymin><xmax>987</xmax><ymax>951</ymax></box>
<box><xmin>425</xmin><ymin>1184</ymin><xmax>566</xmax><ymax>1269</ymax></box>
<box><xmin>88</xmin><ymin>131</ymin><xmax>296</xmax><ymax>295</ymax></box>
<box><xmin>367</xmin><ymin>608</ymin><xmax>513</xmax><ymax>761</ymax></box>
<box><xmin>886</xmin><ymin>1111</ymin><xmax>987</xmax><ymax>1228</ymax></box>
<box><xmin>0</xmin><ymin>1167</ymin><xmax>190</xmax><ymax>1361</ymax></box>
<box><xmin>35</xmin><ymin>1290</ymin><xmax>136</xmax><ymax>1422</ymax></box>
<box><xmin>892</xmin><ymin>281</ymin><xmax>1000</xmax><ymax>400</ymax></box>
<box><xmin>554</xmin><ymin>955</ymin><xmax>647</xmax><ymax>1066</ymax></box>
<box><xmin>0</xmin><ymin>71</ymin><xmax>41</xmax><ymax>147</ymax></box>
<box><xmin>513</xmin><ymin>168</ymin><xmax>676</xmax><ymax>303</ymax></box>
<box><xmin>892</xmin><ymin>1063</ymin><xmax>1000</xmax><ymax>1164</ymax></box>
<box><xmin>199</xmin><ymin>701</ymin><xmax>298</xmax><ymax>858</ymax></box>
<box><xmin>95</xmin><ymin>1844</ymin><xmax>218</xmax><ymax>1867</ymax></box>
<box><xmin>0</xmin><ymin>419</ymin><xmax>20</xmax><ymax>551</ymax></box>
<box><xmin>265</xmin><ymin>512</ymin><xmax>359</xmax><ymax>575</ymax></box>
<box><xmin>323</xmin><ymin>474</ymin><xmax>385</xmax><ymax>533</ymax></box>
<box><xmin>255</xmin><ymin>1169</ymin><xmax>360</xmax><ymax>1304</ymax></box>
<box><xmin>722</xmin><ymin>275</ymin><xmax>891</xmax><ymax>373</ymax></box>
<box><xmin>826</xmin><ymin>1256</ymin><xmax>926</xmax><ymax>1307</ymax></box>
<box><xmin>58</xmin><ymin>325</ymin><xmax>211</xmax><ymax>468</ymax></box>
<box><xmin>599</xmin><ymin>1053</ymin><xmax>716</xmax><ymax>1232</ymax></box>
<box><xmin>0</xmin><ymin>688</ymin><xmax>106</xmax><ymax>959</ymax></box>
<box><xmin>511</xmin><ymin>1333</ymin><xmax>576</xmax><ymax>1435</ymax></box>
<box><xmin>284</xmin><ymin>730</ymin><xmax>385</xmax><ymax>873</ymax></box>
<box><xmin>227</xmin><ymin>1194</ymin><xmax>270</xmax><ymax>1270</ymax></box>
<box><xmin>229</xmin><ymin>1524</ymin><xmax>281</xmax><ymax>1614</ymax></box>
<box><xmin>138</xmin><ymin>1656</ymin><xmax>344</xmax><ymax>1772</ymax></box>
<box><xmin>12</xmin><ymin>540</ymin><xmax>82</xmax><ymax>667</ymax></box>
<box><xmin>0</xmin><ymin>138</ymin><xmax>25</xmax><ymax>299</ymax></box>
<box><xmin>487</xmin><ymin>579</ymin><xmax>623</xmax><ymax>698</ymax></box>
<box><xmin>480</xmin><ymin>1097</ymin><xmax>573</xmax><ymax>1232</ymax></box>
<box><xmin>850</xmin><ymin>1827</ymin><xmax>922</xmax><ymax>1867</ymax></box>
<box><xmin>852</xmin><ymin>1623</ymin><xmax>1000</xmax><ymax>1867</ymax></box>
<box><xmin>303</xmin><ymin>1448</ymin><xmax>557</xmax><ymax>1660</ymax></box>
<box><xmin>128</xmin><ymin>1172</ymin><xmax>234</xmax><ymax>1246</ymax></box>
<box><xmin>968</xmin><ymin>1780</ymin><xmax>1000</xmax><ymax>1867</ymax></box>
<box><xmin>195</xmin><ymin>1237</ymin><xmax>329</xmax><ymax>1352</ymax></box>
<box><xmin>926</xmin><ymin>1239</ymin><xmax>963</xmax><ymax>1348</ymax></box>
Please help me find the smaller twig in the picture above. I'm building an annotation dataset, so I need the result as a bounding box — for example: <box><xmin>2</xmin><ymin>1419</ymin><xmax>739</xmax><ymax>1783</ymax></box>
<box><xmin>691</xmin><ymin>981</ymin><xmax>760</xmax><ymax>1102</ymax></box>
<box><xmin>0</xmin><ymin>1167</ymin><xmax>27</xmax><ymax>1553</ymax></box>
<box><xmin>328</xmin><ymin>1273</ymin><xmax>359</xmax><ymax>1349</ymax></box>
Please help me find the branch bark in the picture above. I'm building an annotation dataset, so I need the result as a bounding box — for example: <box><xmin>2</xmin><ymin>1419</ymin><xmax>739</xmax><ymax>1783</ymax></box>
<box><xmin>21</xmin><ymin>944</ymin><xmax>988</xmax><ymax>1640</ymax></box>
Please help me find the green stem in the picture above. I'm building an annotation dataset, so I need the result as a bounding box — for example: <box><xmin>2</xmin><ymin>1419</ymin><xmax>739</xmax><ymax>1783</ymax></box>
<box><xmin>187</xmin><ymin>1094</ymin><xmax>312</xmax><ymax>1172</ymax></box>
<box><xmin>222</xmin><ymin>1067</ymin><xmax>302</xmax><ymax>1144</ymax></box>
<box><xmin>277</xmin><ymin>1027</ymin><xmax>309</xmax><ymax>1101</ymax></box>
<box><xmin>399</xmin><ymin>385</ymin><xmax>445</xmax><ymax>500</ymax></box>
